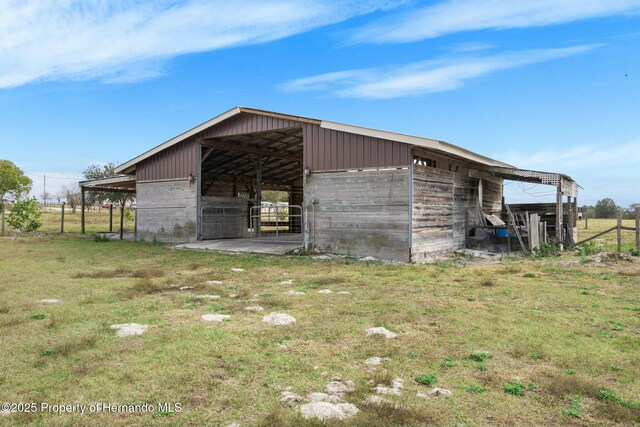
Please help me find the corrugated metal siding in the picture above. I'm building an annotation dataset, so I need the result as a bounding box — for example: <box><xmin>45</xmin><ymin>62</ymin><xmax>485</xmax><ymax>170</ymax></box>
<box><xmin>304</xmin><ymin>126</ymin><xmax>411</xmax><ymax>171</ymax></box>
<box><xmin>137</xmin><ymin>140</ymin><xmax>197</xmax><ymax>182</ymax></box>
<box><xmin>135</xmin><ymin>112</ymin><xmax>413</xmax><ymax>181</ymax></box>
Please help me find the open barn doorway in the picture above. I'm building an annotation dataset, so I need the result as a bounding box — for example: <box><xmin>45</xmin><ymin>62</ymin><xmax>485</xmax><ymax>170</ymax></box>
<box><xmin>197</xmin><ymin>127</ymin><xmax>304</xmax><ymax>244</ymax></box>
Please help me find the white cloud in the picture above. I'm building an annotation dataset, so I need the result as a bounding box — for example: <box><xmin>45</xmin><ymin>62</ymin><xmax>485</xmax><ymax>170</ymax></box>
<box><xmin>0</xmin><ymin>0</ymin><xmax>401</xmax><ymax>88</ymax></box>
<box><xmin>349</xmin><ymin>0</ymin><xmax>640</xmax><ymax>44</ymax></box>
<box><xmin>281</xmin><ymin>45</ymin><xmax>597</xmax><ymax>99</ymax></box>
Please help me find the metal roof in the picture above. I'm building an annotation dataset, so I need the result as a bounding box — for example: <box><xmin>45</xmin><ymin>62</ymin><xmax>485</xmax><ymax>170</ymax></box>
<box><xmin>115</xmin><ymin>106</ymin><xmax>514</xmax><ymax>174</ymax></box>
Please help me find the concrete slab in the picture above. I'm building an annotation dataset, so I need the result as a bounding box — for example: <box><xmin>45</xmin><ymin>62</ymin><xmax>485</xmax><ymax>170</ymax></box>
<box><xmin>175</xmin><ymin>238</ymin><xmax>301</xmax><ymax>255</ymax></box>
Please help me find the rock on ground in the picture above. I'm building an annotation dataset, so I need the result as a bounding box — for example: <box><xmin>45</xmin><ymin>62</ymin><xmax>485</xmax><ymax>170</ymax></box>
<box><xmin>279</xmin><ymin>279</ymin><xmax>294</xmax><ymax>285</ymax></box>
<box><xmin>417</xmin><ymin>388</ymin><xmax>453</xmax><ymax>399</ymax></box>
<box><xmin>244</xmin><ymin>306</ymin><xmax>264</xmax><ymax>312</ymax></box>
<box><xmin>194</xmin><ymin>294</ymin><xmax>221</xmax><ymax>300</ymax></box>
<box><xmin>231</xmin><ymin>268</ymin><xmax>245</xmax><ymax>272</ymax></box>
<box><xmin>326</xmin><ymin>380</ymin><xmax>355</xmax><ymax>394</ymax></box>
<box><xmin>300</xmin><ymin>402</ymin><xmax>359</xmax><ymax>421</ymax></box>
<box><xmin>308</xmin><ymin>392</ymin><xmax>343</xmax><ymax>403</ymax></box>
<box><xmin>336</xmin><ymin>291</ymin><xmax>351</xmax><ymax>295</ymax></box>
<box><xmin>39</xmin><ymin>299</ymin><xmax>61</xmax><ymax>304</ymax></box>
<box><xmin>318</xmin><ymin>289</ymin><xmax>333</xmax><ymax>294</ymax></box>
<box><xmin>367</xmin><ymin>327</ymin><xmax>397</xmax><ymax>339</ymax></box>
<box><xmin>280</xmin><ymin>390</ymin><xmax>304</xmax><ymax>406</ymax></box>
<box><xmin>359</xmin><ymin>256</ymin><xmax>378</xmax><ymax>262</ymax></box>
<box><xmin>282</xmin><ymin>290</ymin><xmax>305</xmax><ymax>296</ymax></box>
<box><xmin>374</xmin><ymin>378</ymin><xmax>403</xmax><ymax>396</ymax></box>
<box><xmin>364</xmin><ymin>357</ymin><xmax>388</xmax><ymax>366</ymax></box>
<box><xmin>262</xmin><ymin>312</ymin><xmax>296</xmax><ymax>325</ymax></box>
<box><xmin>206</xmin><ymin>280</ymin><xmax>224</xmax><ymax>285</ymax></box>
<box><xmin>312</xmin><ymin>255</ymin><xmax>332</xmax><ymax>260</ymax></box>
<box><xmin>179</xmin><ymin>286</ymin><xmax>194</xmax><ymax>290</ymax></box>
<box><xmin>110</xmin><ymin>323</ymin><xmax>148</xmax><ymax>337</ymax></box>
<box><xmin>363</xmin><ymin>395</ymin><xmax>394</xmax><ymax>406</ymax></box>
<box><xmin>201</xmin><ymin>314</ymin><xmax>231</xmax><ymax>322</ymax></box>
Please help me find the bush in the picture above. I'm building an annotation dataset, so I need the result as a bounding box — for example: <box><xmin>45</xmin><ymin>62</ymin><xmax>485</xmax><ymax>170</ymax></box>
<box><xmin>532</xmin><ymin>242</ymin><xmax>560</xmax><ymax>258</ymax></box>
<box><xmin>8</xmin><ymin>197</ymin><xmax>42</xmax><ymax>232</ymax></box>
<box><xmin>504</xmin><ymin>381</ymin><xmax>526</xmax><ymax>396</ymax></box>
<box><xmin>575</xmin><ymin>242</ymin><xmax>601</xmax><ymax>256</ymax></box>
<box><xmin>415</xmin><ymin>374</ymin><xmax>437</xmax><ymax>386</ymax></box>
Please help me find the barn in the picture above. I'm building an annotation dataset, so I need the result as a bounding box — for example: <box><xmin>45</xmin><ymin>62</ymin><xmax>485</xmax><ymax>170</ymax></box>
<box><xmin>80</xmin><ymin>106</ymin><xmax>578</xmax><ymax>262</ymax></box>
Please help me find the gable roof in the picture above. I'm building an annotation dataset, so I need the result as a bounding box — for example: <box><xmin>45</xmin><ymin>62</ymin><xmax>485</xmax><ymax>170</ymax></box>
<box><xmin>114</xmin><ymin>106</ymin><xmax>513</xmax><ymax>174</ymax></box>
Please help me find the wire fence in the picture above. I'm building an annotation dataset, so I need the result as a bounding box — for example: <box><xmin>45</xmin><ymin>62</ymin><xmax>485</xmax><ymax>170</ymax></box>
<box><xmin>1</xmin><ymin>203</ymin><xmax>136</xmax><ymax>236</ymax></box>
<box><xmin>577</xmin><ymin>208</ymin><xmax>640</xmax><ymax>252</ymax></box>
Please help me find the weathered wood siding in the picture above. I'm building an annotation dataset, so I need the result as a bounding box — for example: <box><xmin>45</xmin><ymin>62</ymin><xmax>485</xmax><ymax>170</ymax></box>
<box><xmin>305</xmin><ymin>169</ymin><xmax>410</xmax><ymax>261</ymax></box>
<box><xmin>136</xmin><ymin>179</ymin><xmax>197</xmax><ymax>243</ymax></box>
<box><xmin>412</xmin><ymin>164</ymin><xmax>455</xmax><ymax>259</ymax></box>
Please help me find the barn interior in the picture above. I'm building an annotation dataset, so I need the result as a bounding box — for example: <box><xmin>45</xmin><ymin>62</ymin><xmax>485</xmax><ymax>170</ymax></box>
<box><xmin>198</xmin><ymin>127</ymin><xmax>304</xmax><ymax>242</ymax></box>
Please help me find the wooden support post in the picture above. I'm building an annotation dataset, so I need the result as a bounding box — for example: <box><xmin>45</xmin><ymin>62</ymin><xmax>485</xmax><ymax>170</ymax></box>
<box><xmin>567</xmin><ymin>196</ymin><xmax>574</xmax><ymax>247</ymax></box>
<box><xmin>464</xmin><ymin>208</ymin><xmax>469</xmax><ymax>248</ymax></box>
<box><xmin>556</xmin><ymin>188</ymin><xmax>563</xmax><ymax>248</ymax></box>
<box><xmin>506</xmin><ymin>207</ymin><xmax>511</xmax><ymax>255</ymax></box>
<box><xmin>134</xmin><ymin>204</ymin><xmax>137</xmax><ymax>241</ymax></box>
<box><xmin>60</xmin><ymin>202</ymin><xmax>65</xmax><ymax>233</ymax></box>
<box><xmin>80</xmin><ymin>188</ymin><xmax>86</xmax><ymax>234</ymax></box>
<box><xmin>109</xmin><ymin>204</ymin><xmax>113</xmax><ymax>232</ymax></box>
<box><xmin>1</xmin><ymin>200</ymin><xmax>4</xmax><ymax>237</ymax></box>
<box><xmin>119</xmin><ymin>205</ymin><xmax>124</xmax><ymax>240</ymax></box>
<box><xmin>255</xmin><ymin>156</ymin><xmax>262</xmax><ymax>236</ymax></box>
<box><xmin>636</xmin><ymin>207</ymin><xmax>640</xmax><ymax>251</ymax></box>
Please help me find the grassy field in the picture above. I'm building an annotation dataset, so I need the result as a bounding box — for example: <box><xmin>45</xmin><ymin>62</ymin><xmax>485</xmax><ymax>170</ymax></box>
<box><xmin>577</xmin><ymin>218</ymin><xmax>638</xmax><ymax>251</ymax></box>
<box><xmin>0</xmin><ymin>236</ymin><xmax>639</xmax><ymax>426</ymax></box>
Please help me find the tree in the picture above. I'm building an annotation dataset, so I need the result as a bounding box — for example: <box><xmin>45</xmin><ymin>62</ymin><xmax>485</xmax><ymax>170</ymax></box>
<box><xmin>82</xmin><ymin>163</ymin><xmax>131</xmax><ymax>208</ymax></box>
<box><xmin>0</xmin><ymin>160</ymin><xmax>32</xmax><ymax>202</ymax></box>
<box><xmin>594</xmin><ymin>198</ymin><xmax>618</xmax><ymax>219</ymax></box>
<box><xmin>61</xmin><ymin>185</ymin><xmax>81</xmax><ymax>213</ymax></box>
<box><xmin>8</xmin><ymin>197</ymin><xmax>42</xmax><ymax>232</ymax></box>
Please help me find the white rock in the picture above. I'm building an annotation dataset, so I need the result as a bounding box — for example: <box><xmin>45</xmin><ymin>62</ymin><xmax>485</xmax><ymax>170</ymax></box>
<box><xmin>194</xmin><ymin>294</ymin><xmax>221</xmax><ymax>300</ymax></box>
<box><xmin>179</xmin><ymin>286</ymin><xmax>194</xmax><ymax>290</ymax></box>
<box><xmin>336</xmin><ymin>291</ymin><xmax>351</xmax><ymax>295</ymax></box>
<box><xmin>39</xmin><ymin>299</ymin><xmax>61</xmax><ymax>304</ymax></box>
<box><xmin>312</xmin><ymin>255</ymin><xmax>332</xmax><ymax>260</ymax></box>
<box><xmin>280</xmin><ymin>390</ymin><xmax>304</xmax><ymax>406</ymax></box>
<box><xmin>366</xmin><ymin>327</ymin><xmax>397</xmax><ymax>339</ymax></box>
<box><xmin>300</xmin><ymin>402</ymin><xmax>359</xmax><ymax>421</ymax></box>
<box><xmin>423</xmin><ymin>388</ymin><xmax>453</xmax><ymax>398</ymax></box>
<box><xmin>110</xmin><ymin>323</ymin><xmax>148</xmax><ymax>337</ymax></box>
<box><xmin>201</xmin><ymin>314</ymin><xmax>231</xmax><ymax>322</ymax></box>
<box><xmin>244</xmin><ymin>306</ymin><xmax>264</xmax><ymax>312</ymax></box>
<box><xmin>308</xmin><ymin>392</ymin><xmax>343</xmax><ymax>403</ymax></box>
<box><xmin>225</xmin><ymin>423</ymin><xmax>240</xmax><ymax>427</ymax></box>
<box><xmin>282</xmin><ymin>290</ymin><xmax>305</xmax><ymax>296</ymax></box>
<box><xmin>363</xmin><ymin>395</ymin><xmax>393</xmax><ymax>406</ymax></box>
<box><xmin>206</xmin><ymin>280</ymin><xmax>224</xmax><ymax>285</ymax></box>
<box><xmin>364</xmin><ymin>357</ymin><xmax>387</xmax><ymax>366</ymax></box>
<box><xmin>318</xmin><ymin>289</ymin><xmax>333</xmax><ymax>294</ymax></box>
<box><xmin>228</xmin><ymin>294</ymin><xmax>238</xmax><ymax>298</ymax></box>
<box><xmin>262</xmin><ymin>312</ymin><xmax>296</xmax><ymax>325</ymax></box>
<box><xmin>360</xmin><ymin>256</ymin><xmax>378</xmax><ymax>262</ymax></box>
<box><xmin>374</xmin><ymin>378</ymin><xmax>403</xmax><ymax>396</ymax></box>
<box><xmin>279</xmin><ymin>279</ymin><xmax>294</xmax><ymax>285</ymax></box>
<box><xmin>231</xmin><ymin>268</ymin><xmax>245</xmax><ymax>273</ymax></box>
<box><xmin>326</xmin><ymin>380</ymin><xmax>355</xmax><ymax>394</ymax></box>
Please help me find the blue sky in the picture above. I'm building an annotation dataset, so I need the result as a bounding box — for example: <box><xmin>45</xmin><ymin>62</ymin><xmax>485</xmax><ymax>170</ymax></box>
<box><xmin>0</xmin><ymin>0</ymin><xmax>639</xmax><ymax>206</ymax></box>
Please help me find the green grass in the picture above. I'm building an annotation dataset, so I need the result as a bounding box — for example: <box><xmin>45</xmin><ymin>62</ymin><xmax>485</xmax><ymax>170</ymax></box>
<box><xmin>578</xmin><ymin>218</ymin><xmax>638</xmax><ymax>251</ymax></box>
<box><xmin>0</xmin><ymin>235</ymin><xmax>639</xmax><ymax>426</ymax></box>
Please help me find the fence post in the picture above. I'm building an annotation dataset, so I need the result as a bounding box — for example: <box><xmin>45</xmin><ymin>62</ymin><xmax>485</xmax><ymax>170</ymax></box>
<box><xmin>1</xmin><ymin>200</ymin><xmax>4</xmax><ymax>236</ymax></box>
<box><xmin>584</xmin><ymin>205</ymin><xmax>588</xmax><ymax>230</ymax></box>
<box><xmin>61</xmin><ymin>202</ymin><xmax>65</xmax><ymax>233</ymax></box>
<box><xmin>636</xmin><ymin>208</ymin><xmax>640</xmax><ymax>251</ymax></box>
<box><xmin>617</xmin><ymin>208</ymin><xmax>622</xmax><ymax>253</ymax></box>
<box><xmin>109</xmin><ymin>204</ymin><xmax>113</xmax><ymax>233</ymax></box>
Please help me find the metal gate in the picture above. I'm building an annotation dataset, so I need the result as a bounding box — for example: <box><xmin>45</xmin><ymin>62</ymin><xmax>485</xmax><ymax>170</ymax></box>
<box><xmin>201</xmin><ymin>206</ymin><xmax>244</xmax><ymax>239</ymax></box>
<box><xmin>250</xmin><ymin>205</ymin><xmax>303</xmax><ymax>242</ymax></box>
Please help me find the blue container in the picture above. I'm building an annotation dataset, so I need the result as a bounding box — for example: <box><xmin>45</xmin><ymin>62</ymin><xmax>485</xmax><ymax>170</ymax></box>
<box><xmin>495</xmin><ymin>227</ymin><xmax>512</xmax><ymax>238</ymax></box>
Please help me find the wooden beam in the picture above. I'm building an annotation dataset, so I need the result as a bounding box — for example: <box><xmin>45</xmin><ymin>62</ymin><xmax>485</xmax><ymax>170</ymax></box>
<box><xmin>201</xmin><ymin>139</ymin><xmax>302</xmax><ymax>162</ymax></box>
<box><xmin>556</xmin><ymin>187</ymin><xmax>563</xmax><ymax>245</ymax></box>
